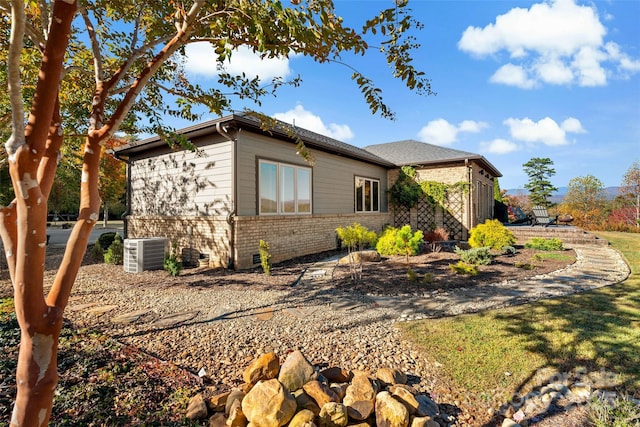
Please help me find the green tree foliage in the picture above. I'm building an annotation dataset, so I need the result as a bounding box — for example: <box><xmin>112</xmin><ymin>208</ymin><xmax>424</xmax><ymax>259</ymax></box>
<box><xmin>523</xmin><ymin>157</ymin><xmax>558</xmax><ymax>207</ymax></box>
<box><xmin>620</xmin><ymin>160</ymin><xmax>640</xmax><ymax>228</ymax></box>
<box><xmin>376</xmin><ymin>225</ymin><xmax>424</xmax><ymax>263</ymax></box>
<box><xmin>336</xmin><ymin>222</ymin><xmax>377</xmax><ymax>282</ymax></box>
<box><xmin>104</xmin><ymin>234</ymin><xmax>124</xmax><ymax>265</ymax></box>
<box><xmin>468</xmin><ymin>219</ymin><xmax>516</xmax><ymax>250</ymax></box>
<box><xmin>559</xmin><ymin>175</ymin><xmax>606</xmax><ymax>230</ymax></box>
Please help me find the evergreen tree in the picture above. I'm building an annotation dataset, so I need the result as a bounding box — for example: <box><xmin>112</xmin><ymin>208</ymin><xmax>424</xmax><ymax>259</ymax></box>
<box><xmin>523</xmin><ymin>157</ymin><xmax>558</xmax><ymax>207</ymax></box>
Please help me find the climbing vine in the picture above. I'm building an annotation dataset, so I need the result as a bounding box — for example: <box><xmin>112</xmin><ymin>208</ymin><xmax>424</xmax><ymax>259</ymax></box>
<box><xmin>389</xmin><ymin>166</ymin><xmax>422</xmax><ymax>209</ymax></box>
<box><xmin>389</xmin><ymin>168</ymin><xmax>470</xmax><ymax>209</ymax></box>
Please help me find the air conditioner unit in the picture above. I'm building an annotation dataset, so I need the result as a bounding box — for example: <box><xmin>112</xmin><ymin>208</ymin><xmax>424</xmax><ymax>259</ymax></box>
<box><xmin>124</xmin><ymin>238</ymin><xmax>168</xmax><ymax>273</ymax></box>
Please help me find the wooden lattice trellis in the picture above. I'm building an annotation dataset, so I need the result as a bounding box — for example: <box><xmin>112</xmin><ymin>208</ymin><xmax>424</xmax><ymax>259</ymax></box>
<box><xmin>393</xmin><ymin>204</ymin><xmax>410</xmax><ymax>228</ymax></box>
<box><xmin>443</xmin><ymin>189</ymin><xmax>465</xmax><ymax>240</ymax></box>
<box><xmin>416</xmin><ymin>196</ymin><xmax>436</xmax><ymax>232</ymax></box>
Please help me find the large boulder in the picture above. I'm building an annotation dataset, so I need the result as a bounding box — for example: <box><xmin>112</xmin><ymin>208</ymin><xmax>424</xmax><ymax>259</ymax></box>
<box><xmin>243</xmin><ymin>352</ymin><xmax>280</xmax><ymax>386</ymax></box>
<box><xmin>242</xmin><ymin>379</ymin><xmax>296</xmax><ymax>427</ymax></box>
<box><xmin>278</xmin><ymin>350</ymin><xmax>316</xmax><ymax>392</ymax></box>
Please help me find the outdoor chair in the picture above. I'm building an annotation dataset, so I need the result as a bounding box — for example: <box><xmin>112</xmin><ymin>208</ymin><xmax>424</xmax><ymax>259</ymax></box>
<box><xmin>507</xmin><ymin>206</ymin><xmax>531</xmax><ymax>225</ymax></box>
<box><xmin>531</xmin><ymin>205</ymin><xmax>558</xmax><ymax>227</ymax></box>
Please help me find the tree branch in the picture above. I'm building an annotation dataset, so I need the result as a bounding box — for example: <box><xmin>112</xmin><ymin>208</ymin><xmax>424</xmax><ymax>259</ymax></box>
<box><xmin>5</xmin><ymin>0</ymin><xmax>26</xmax><ymax>157</ymax></box>
<box><xmin>80</xmin><ymin>6</ymin><xmax>103</xmax><ymax>85</ymax></box>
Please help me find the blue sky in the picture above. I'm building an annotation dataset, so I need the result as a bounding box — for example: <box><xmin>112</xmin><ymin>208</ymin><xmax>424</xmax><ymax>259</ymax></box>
<box><xmin>179</xmin><ymin>0</ymin><xmax>640</xmax><ymax>191</ymax></box>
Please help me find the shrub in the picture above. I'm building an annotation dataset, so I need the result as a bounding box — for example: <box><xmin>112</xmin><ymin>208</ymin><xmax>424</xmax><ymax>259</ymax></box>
<box><xmin>336</xmin><ymin>222</ymin><xmax>378</xmax><ymax>282</ymax></box>
<box><xmin>454</xmin><ymin>246</ymin><xmax>492</xmax><ymax>266</ymax></box>
<box><xmin>525</xmin><ymin>237</ymin><xmax>564</xmax><ymax>251</ymax></box>
<box><xmin>98</xmin><ymin>232</ymin><xmax>118</xmax><ymax>250</ymax></box>
<box><xmin>503</xmin><ymin>245</ymin><xmax>517</xmax><ymax>256</ymax></box>
<box><xmin>104</xmin><ymin>234</ymin><xmax>124</xmax><ymax>265</ymax></box>
<box><xmin>469</xmin><ymin>219</ymin><xmax>516</xmax><ymax>250</ymax></box>
<box><xmin>424</xmin><ymin>227</ymin><xmax>449</xmax><ymax>242</ymax></box>
<box><xmin>163</xmin><ymin>242</ymin><xmax>183</xmax><ymax>276</ymax></box>
<box><xmin>422</xmin><ymin>273</ymin><xmax>434</xmax><ymax>283</ymax></box>
<box><xmin>90</xmin><ymin>240</ymin><xmax>104</xmax><ymax>262</ymax></box>
<box><xmin>259</xmin><ymin>240</ymin><xmax>271</xmax><ymax>276</ymax></box>
<box><xmin>376</xmin><ymin>225</ymin><xmax>424</xmax><ymax>263</ymax></box>
<box><xmin>407</xmin><ymin>268</ymin><xmax>418</xmax><ymax>281</ymax></box>
<box><xmin>449</xmin><ymin>261</ymin><xmax>478</xmax><ymax>275</ymax></box>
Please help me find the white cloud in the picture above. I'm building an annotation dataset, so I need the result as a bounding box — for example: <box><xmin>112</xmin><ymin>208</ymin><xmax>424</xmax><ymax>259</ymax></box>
<box><xmin>417</xmin><ymin>119</ymin><xmax>488</xmax><ymax>146</ymax></box>
<box><xmin>184</xmin><ymin>42</ymin><xmax>291</xmax><ymax>81</ymax></box>
<box><xmin>273</xmin><ymin>105</ymin><xmax>354</xmax><ymax>141</ymax></box>
<box><xmin>504</xmin><ymin>116</ymin><xmax>585</xmax><ymax>146</ymax></box>
<box><xmin>561</xmin><ymin>117</ymin><xmax>586</xmax><ymax>133</ymax></box>
<box><xmin>490</xmin><ymin>64</ymin><xmax>537</xmax><ymax>89</ymax></box>
<box><xmin>480</xmin><ymin>138</ymin><xmax>520</xmax><ymax>154</ymax></box>
<box><xmin>458</xmin><ymin>0</ymin><xmax>640</xmax><ymax>87</ymax></box>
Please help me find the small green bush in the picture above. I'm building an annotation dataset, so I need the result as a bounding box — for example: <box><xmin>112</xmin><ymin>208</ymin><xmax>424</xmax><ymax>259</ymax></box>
<box><xmin>449</xmin><ymin>261</ymin><xmax>478</xmax><ymax>275</ymax></box>
<box><xmin>259</xmin><ymin>240</ymin><xmax>271</xmax><ymax>276</ymax></box>
<box><xmin>98</xmin><ymin>232</ymin><xmax>118</xmax><ymax>250</ymax></box>
<box><xmin>454</xmin><ymin>246</ymin><xmax>493</xmax><ymax>266</ymax></box>
<box><xmin>163</xmin><ymin>242</ymin><xmax>182</xmax><ymax>276</ymax></box>
<box><xmin>90</xmin><ymin>240</ymin><xmax>104</xmax><ymax>262</ymax></box>
<box><xmin>422</xmin><ymin>273</ymin><xmax>434</xmax><ymax>283</ymax></box>
<box><xmin>376</xmin><ymin>225</ymin><xmax>424</xmax><ymax>263</ymax></box>
<box><xmin>336</xmin><ymin>222</ymin><xmax>378</xmax><ymax>282</ymax></box>
<box><xmin>407</xmin><ymin>268</ymin><xmax>418</xmax><ymax>281</ymax></box>
<box><xmin>469</xmin><ymin>219</ymin><xmax>516</xmax><ymax>250</ymax></box>
<box><xmin>104</xmin><ymin>234</ymin><xmax>123</xmax><ymax>265</ymax></box>
<box><xmin>502</xmin><ymin>245</ymin><xmax>517</xmax><ymax>256</ymax></box>
<box><xmin>525</xmin><ymin>237</ymin><xmax>564</xmax><ymax>251</ymax></box>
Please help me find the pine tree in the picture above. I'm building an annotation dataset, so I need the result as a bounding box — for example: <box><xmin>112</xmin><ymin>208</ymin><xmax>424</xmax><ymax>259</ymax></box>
<box><xmin>523</xmin><ymin>157</ymin><xmax>558</xmax><ymax>207</ymax></box>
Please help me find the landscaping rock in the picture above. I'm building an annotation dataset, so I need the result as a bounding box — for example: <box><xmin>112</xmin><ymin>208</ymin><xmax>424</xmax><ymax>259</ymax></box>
<box><xmin>303</xmin><ymin>380</ymin><xmax>340</xmax><ymax>408</ymax></box>
<box><xmin>318</xmin><ymin>402</ymin><xmax>349</xmax><ymax>427</ymax></box>
<box><xmin>242</xmin><ymin>351</ymin><xmax>280</xmax><ymax>385</ymax></box>
<box><xmin>279</xmin><ymin>350</ymin><xmax>315</xmax><ymax>392</ymax></box>
<box><xmin>187</xmin><ymin>351</ymin><xmax>446</xmax><ymax>427</ymax></box>
<box><xmin>343</xmin><ymin>371</ymin><xmax>376</xmax><ymax>420</ymax></box>
<box><xmin>377</xmin><ymin>367</ymin><xmax>408</xmax><ymax>385</ymax></box>
<box><xmin>321</xmin><ymin>367</ymin><xmax>353</xmax><ymax>383</ymax></box>
<box><xmin>375</xmin><ymin>391</ymin><xmax>410</xmax><ymax>427</ymax></box>
<box><xmin>288</xmin><ymin>409</ymin><xmax>317</xmax><ymax>427</ymax></box>
<box><xmin>186</xmin><ymin>393</ymin><xmax>208</xmax><ymax>420</ymax></box>
<box><xmin>242</xmin><ymin>379</ymin><xmax>296</xmax><ymax>427</ymax></box>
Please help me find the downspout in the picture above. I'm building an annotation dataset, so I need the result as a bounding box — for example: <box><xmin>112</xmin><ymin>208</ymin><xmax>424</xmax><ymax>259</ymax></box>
<box><xmin>466</xmin><ymin>158</ymin><xmax>472</xmax><ymax>238</ymax></box>
<box><xmin>111</xmin><ymin>151</ymin><xmax>131</xmax><ymax>238</ymax></box>
<box><xmin>217</xmin><ymin>122</ymin><xmax>236</xmax><ymax>269</ymax></box>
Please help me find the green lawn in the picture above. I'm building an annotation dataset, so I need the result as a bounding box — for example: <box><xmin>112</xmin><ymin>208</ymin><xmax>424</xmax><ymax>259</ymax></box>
<box><xmin>401</xmin><ymin>231</ymin><xmax>640</xmax><ymax>405</ymax></box>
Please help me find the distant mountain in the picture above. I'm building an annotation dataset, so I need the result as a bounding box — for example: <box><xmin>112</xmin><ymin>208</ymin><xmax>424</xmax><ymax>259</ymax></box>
<box><xmin>506</xmin><ymin>187</ymin><xmax>622</xmax><ymax>203</ymax></box>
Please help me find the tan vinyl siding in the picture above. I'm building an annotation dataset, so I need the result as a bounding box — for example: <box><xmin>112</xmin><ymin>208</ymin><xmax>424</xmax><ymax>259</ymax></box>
<box><xmin>235</xmin><ymin>132</ymin><xmax>388</xmax><ymax>216</ymax></box>
<box><xmin>130</xmin><ymin>139</ymin><xmax>233</xmax><ymax>216</ymax></box>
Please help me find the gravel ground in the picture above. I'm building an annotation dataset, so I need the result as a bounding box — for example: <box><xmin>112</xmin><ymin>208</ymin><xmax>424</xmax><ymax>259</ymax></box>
<box><xmin>0</xmin><ymin>246</ymin><xmax>585</xmax><ymax>426</ymax></box>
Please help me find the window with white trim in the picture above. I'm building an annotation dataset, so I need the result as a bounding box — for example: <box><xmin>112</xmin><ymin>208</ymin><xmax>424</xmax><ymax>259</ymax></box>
<box><xmin>259</xmin><ymin>160</ymin><xmax>312</xmax><ymax>215</ymax></box>
<box><xmin>355</xmin><ymin>176</ymin><xmax>380</xmax><ymax>212</ymax></box>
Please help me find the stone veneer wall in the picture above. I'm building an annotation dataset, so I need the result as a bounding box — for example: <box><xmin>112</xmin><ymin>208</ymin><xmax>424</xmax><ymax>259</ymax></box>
<box><xmin>233</xmin><ymin>213</ymin><xmax>391</xmax><ymax>270</ymax></box>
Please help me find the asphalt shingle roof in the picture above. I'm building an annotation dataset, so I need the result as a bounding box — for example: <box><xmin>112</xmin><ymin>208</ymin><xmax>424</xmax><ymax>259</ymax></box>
<box><xmin>364</xmin><ymin>139</ymin><xmax>502</xmax><ymax>177</ymax></box>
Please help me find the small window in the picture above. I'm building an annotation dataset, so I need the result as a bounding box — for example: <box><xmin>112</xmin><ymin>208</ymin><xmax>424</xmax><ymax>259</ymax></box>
<box><xmin>259</xmin><ymin>160</ymin><xmax>312</xmax><ymax>215</ymax></box>
<box><xmin>355</xmin><ymin>176</ymin><xmax>380</xmax><ymax>213</ymax></box>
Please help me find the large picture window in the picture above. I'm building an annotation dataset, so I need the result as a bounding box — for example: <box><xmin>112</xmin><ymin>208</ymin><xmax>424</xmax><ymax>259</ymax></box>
<box><xmin>259</xmin><ymin>160</ymin><xmax>312</xmax><ymax>215</ymax></box>
<box><xmin>355</xmin><ymin>176</ymin><xmax>380</xmax><ymax>212</ymax></box>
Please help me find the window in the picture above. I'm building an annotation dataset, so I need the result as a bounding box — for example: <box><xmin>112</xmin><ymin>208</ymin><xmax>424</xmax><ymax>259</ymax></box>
<box><xmin>259</xmin><ymin>160</ymin><xmax>312</xmax><ymax>215</ymax></box>
<box><xmin>355</xmin><ymin>176</ymin><xmax>380</xmax><ymax>212</ymax></box>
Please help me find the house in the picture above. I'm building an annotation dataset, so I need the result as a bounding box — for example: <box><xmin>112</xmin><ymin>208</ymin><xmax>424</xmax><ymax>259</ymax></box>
<box><xmin>113</xmin><ymin>113</ymin><xmax>501</xmax><ymax>269</ymax></box>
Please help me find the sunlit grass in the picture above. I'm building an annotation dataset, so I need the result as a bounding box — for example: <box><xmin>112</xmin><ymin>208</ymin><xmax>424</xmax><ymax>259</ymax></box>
<box><xmin>401</xmin><ymin>232</ymin><xmax>640</xmax><ymax>402</ymax></box>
